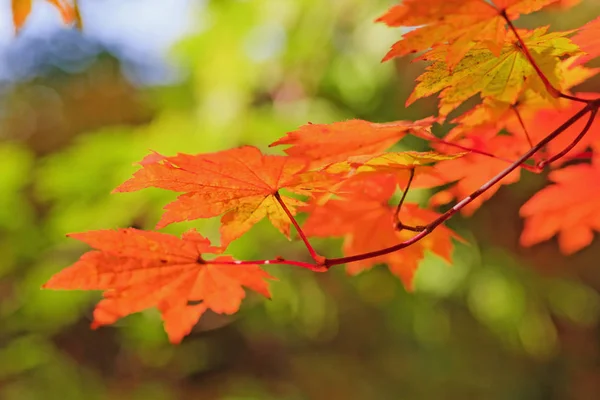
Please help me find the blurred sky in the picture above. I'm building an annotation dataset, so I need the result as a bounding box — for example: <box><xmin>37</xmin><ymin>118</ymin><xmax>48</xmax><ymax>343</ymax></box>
<box><xmin>0</xmin><ymin>0</ymin><xmax>202</xmax><ymax>84</ymax></box>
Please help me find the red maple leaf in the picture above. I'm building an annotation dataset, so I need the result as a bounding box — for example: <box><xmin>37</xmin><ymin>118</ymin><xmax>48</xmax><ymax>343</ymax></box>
<box><xmin>377</xmin><ymin>0</ymin><xmax>560</xmax><ymax>68</ymax></box>
<box><xmin>302</xmin><ymin>175</ymin><xmax>459</xmax><ymax>289</ymax></box>
<box><xmin>115</xmin><ymin>146</ymin><xmax>337</xmax><ymax>245</ymax></box>
<box><xmin>270</xmin><ymin>118</ymin><xmax>436</xmax><ymax>168</ymax></box>
<box><xmin>520</xmin><ymin>159</ymin><xmax>600</xmax><ymax>255</ymax></box>
<box><xmin>571</xmin><ymin>16</ymin><xmax>600</xmax><ymax>67</ymax></box>
<box><xmin>43</xmin><ymin>228</ymin><xmax>274</xmax><ymax>343</ymax></box>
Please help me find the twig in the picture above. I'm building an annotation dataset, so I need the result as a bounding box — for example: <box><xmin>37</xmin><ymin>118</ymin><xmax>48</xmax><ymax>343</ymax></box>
<box><xmin>394</xmin><ymin>168</ymin><xmax>426</xmax><ymax>232</ymax></box>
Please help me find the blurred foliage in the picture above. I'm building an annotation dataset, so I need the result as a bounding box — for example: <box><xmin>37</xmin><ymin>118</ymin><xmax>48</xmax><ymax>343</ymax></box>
<box><xmin>1</xmin><ymin>0</ymin><xmax>600</xmax><ymax>399</ymax></box>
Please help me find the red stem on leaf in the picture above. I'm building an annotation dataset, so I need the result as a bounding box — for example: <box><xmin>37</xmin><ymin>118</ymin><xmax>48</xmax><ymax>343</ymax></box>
<box><xmin>325</xmin><ymin>102</ymin><xmax>598</xmax><ymax>267</ymax></box>
<box><xmin>511</xmin><ymin>105</ymin><xmax>534</xmax><ymax>148</ymax></box>
<box><xmin>274</xmin><ymin>191</ymin><xmax>322</xmax><ymax>263</ymax></box>
<box><xmin>416</xmin><ymin>130</ymin><xmax>540</xmax><ymax>173</ymax></box>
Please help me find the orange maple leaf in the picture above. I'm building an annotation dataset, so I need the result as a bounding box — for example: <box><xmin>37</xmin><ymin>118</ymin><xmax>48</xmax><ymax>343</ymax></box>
<box><xmin>303</xmin><ymin>175</ymin><xmax>458</xmax><ymax>289</ymax></box>
<box><xmin>377</xmin><ymin>0</ymin><xmax>559</xmax><ymax>68</ymax></box>
<box><xmin>520</xmin><ymin>160</ymin><xmax>600</xmax><ymax>255</ymax></box>
<box><xmin>407</xmin><ymin>27</ymin><xmax>579</xmax><ymax>117</ymax></box>
<box><xmin>270</xmin><ymin>117</ymin><xmax>436</xmax><ymax>168</ymax></box>
<box><xmin>571</xmin><ymin>16</ymin><xmax>600</xmax><ymax>67</ymax></box>
<box><xmin>448</xmin><ymin>60</ymin><xmax>598</xmax><ymax>142</ymax></box>
<box><xmin>43</xmin><ymin>228</ymin><xmax>274</xmax><ymax>343</ymax></box>
<box><xmin>520</xmin><ymin>156</ymin><xmax>600</xmax><ymax>255</ymax></box>
<box><xmin>12</xmin><ymin>0</ymin><xmax>79</xmax><ymax>33</ymax></box>
<box><xmin>115</xmin><ymin>146</ymin><xmax>336</xmax><ymax>245</ymax></box>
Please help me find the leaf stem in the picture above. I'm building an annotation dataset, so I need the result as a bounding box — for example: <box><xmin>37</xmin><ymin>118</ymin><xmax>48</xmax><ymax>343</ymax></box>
<box><xmin>325</xmin><ymin>102</ymin><xmax>597</xmax><ymax>267</ymax></box>
<box><xmin>274</xmin><ymin>191</ymin><xmax>323</xmax><ymax>263</ymax></box>
<box><xmin>511</xmin><ymin>105</ymin><xmax>534</xmax><ymax>148</ymax></box>
<box><xmin>394</xmin><ymin>168</ymin><xmax>426</xmax><ymax>232</ymax></box>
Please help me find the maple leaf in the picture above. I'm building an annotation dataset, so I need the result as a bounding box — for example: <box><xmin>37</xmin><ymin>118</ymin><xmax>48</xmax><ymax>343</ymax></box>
<box><xmin>12</xmin><ymin>0</ymin><xmax>77</xmax><ymax>33</ymax></box>
<box><xmin>520</xmin><ymin>161</ymin><xmax>600</xmax><ymax>254</ymax></box>
<box><xmin>303</xmin><ymin>175</ymin><xmax>458</xmax><ymax>289</ymax></box>
<box><xmin>269</xmin><ymin>117</ymin><xmax>436</xmax><ymax>168</ymax></box>
<box><xmin>322</xmin><ymin>151</ymin><xmax>465</xmax><ymax>194</ymax></box>
<box><xmin>571</xmin><ymin>16</ymin><xmax>600</xmax><ymax>67</ymax></box>
<box><xmin>445</xmin><ymin>57</ymin><xmax>600</xmax><ymax>141</ymax></box>
<box><xmin>115</xmin><ymin>146</ymin><xmax>336</xmax><ymax>245</ymax></box>
<box><xmin>447</xmin><ymin>60</ymin><xmax>598</xmax><ymax>140</ymax></box>
<box><xmin>377</xmin><ymin>0</ymin><xmax>560</xmax><ymax>68</ymax></box>
<box><xmin>408</xmin><ymin>27</ymin><xmax>580</xmax><ymax>117</ymax></box>
<box><xmin>42</xmin><ymin>228</ymin><xmax>274</xmax><ymax>343</ymax></box>
<box><xmin>324</xmin><ymin>151</ymin><xmax>464</xmax><ymax>175</ymax></box>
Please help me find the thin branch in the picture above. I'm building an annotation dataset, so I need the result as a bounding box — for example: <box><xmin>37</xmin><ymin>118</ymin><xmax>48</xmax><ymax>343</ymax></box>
<box><xmin>325</xmin><ymin>102</ymin><xmax>596</xmax><ymax>267</ymax></box>
<box><xmin>394</xmin><ymin>167</ymin><xmax>414</xmax><ymax>223</ymax></box>
<box><xmin>537</xmin><ymin>108</ymin><xmax>597</xmax><ymax>169</ymax></box>
<box><xmin>394</xmin><ymin>168</ymin><xmax>426</xmax><ymax>232</ymax></box>
<box><xmin>561</xmin><ymin>151</ymin><xmax>593</xmax><ymax>163</ymax></box>
<box><xmin>208</xmin><ymin>257</ymin><xmax>325</xmax><ymax>272</ymax></box>
<box><xmin>273</xmin><ymin>191</ymin><xmax>323</xmax><ymax>263</ymax></box>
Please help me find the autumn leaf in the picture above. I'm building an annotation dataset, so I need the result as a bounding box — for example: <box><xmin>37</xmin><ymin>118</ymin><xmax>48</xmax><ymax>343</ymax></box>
<box><xmin>408</xmin><ymin>27</ymin><xmax>580</xmax><ymax>117</ymax></box>
<box><xmin>43</xmin><ymin>228</ymin><xmax>274</xmax><ymax>343</ymax></box>
<box><xmin>324</xmin><ymin>151</ymin><xmax>464</xmax><ymax>175</ymax></box>
<box><xmin>377</xmin><ymin>0</ymin><xmax>560</xmax><ymax>68</ymax></box>
<box><xmin>571</xmin><ymin>16</ymin><xmax>600</xmax><ymax>67</ymax></box>
<box><xmin>115</xmin><ymin>146</ymin><xmax>337</xmax><ymax>245</ymax></box>
<box><xmin>11</xmin><ymin>0</ymin><xmax>31</xmax><ymax>33</ymax></box>
<box><xmin>12</xmin><ymin>0</ymin><xmax>77</xmax><ymax>33</ymax></box>
<box><xmin>447</xmin><ymin>60</ymin><xmax>598</xmax><ymax>140</ymax></box>
<box><xmin>270</xmin><ymin>117</ymin><xmax>436</xmax><ymax>168</ymax></box>
<box><xmin>520</xmin><ymin>160</ymin><xmax>600</xmax><ymax>255</ymax></box>
<box><xmin>303</xmin><ymin>175</ymin><xmax>458</xmax><ymax>289</ymax></box>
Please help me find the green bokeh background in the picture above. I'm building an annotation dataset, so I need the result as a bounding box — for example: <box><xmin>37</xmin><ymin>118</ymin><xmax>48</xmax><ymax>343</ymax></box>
<box><xmin>2</xmin><ymin>1</ymin><xmax>600</xmax><ymax>399</ymax></box>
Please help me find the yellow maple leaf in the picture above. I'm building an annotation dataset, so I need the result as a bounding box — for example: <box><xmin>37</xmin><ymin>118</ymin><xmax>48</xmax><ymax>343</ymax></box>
<box><xmin>408</xmin><ymin>27</ymin><xmax>581</xmax><ymax>117</ymax></box>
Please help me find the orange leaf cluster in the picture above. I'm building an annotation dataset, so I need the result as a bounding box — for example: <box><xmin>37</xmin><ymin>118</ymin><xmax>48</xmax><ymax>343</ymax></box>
<box><xmin>41</xmin><ymin>0</ymin><xmax>600</xmax><ymax>343</ymax></box>
<box><xmin>43</xmin><ymin>229</ymin><xmax>273</xmax><ymax>343</ymax></box>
